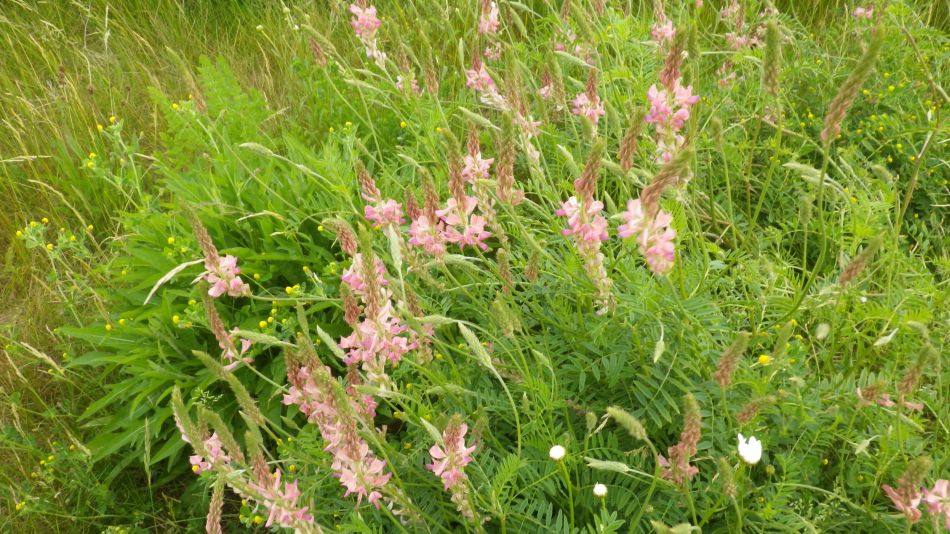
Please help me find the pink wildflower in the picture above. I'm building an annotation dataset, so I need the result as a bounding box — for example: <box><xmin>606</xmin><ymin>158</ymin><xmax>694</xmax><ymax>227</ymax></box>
<box><xmin>408</xmin><ymin>215</ymin><xmax>446</xmax><ymax>256</ymax></box>
<box><xmin>571</xmin><ymin>92</ymin><xmax>606</xmax><ymax>124</ymax></box>
<box><xmin>437</xmin><ymin>196</ymin><xmax>492</xmax><ymax>251</ymax></box>
<box><xmin>465</xmin><ymin>63</ymin><xmax>496</xmax><ymax>92</ymax></box>
<box><xmin>557</xmin><ymin>197</ymin><xmax>609</xmax><ymax>244</ymax></box>
<box><xmin>349</xmin><ymin>4</ymin><xmax>381</xmax><ymax>38</ymax></box>
<box><xmin>396</xmin><ymin>75</ymin><xmax>420</xmax><ymax>94</ymax></box>
<box><xmin>284</xmin><ymin>366</ymin><xmax>393</xmax><ymax>507</ymax></box>
<box><xmin>478</xmin><ymin>1</ymin><xmax>500</xmax><ymax>34</ymax></box>
<box><xmin>204</xmin><ymin>255</ymin><xmax>251</xmax><ymax>298</ymax></box>
<box><xmin>189</xmin><ymin>433</ymin><xmax>231</xmax><ymax>474</ymax></box>
<box><xmin>853</xmin><ymin>6</ymin><xmax>874</xmax><ymax>19</ymax></box>
<box><xmin>618</xmin><ymin>199</ymin><xmax>678</xmax><ymax>275</ymax></box>
<box><xmin>221</xmin><ymin>330</ymin><xmax>254</xmax><ymax>371</ymax></box>
<box><xmin>651</xmin><ymin>21</ymin><xmax>676</xmax><ymax>45</ymax></box>
<box><xmin>483</xmin><ymin>42</ymin><xmax>502</xmax><ymax>61</ymax></box>
<box><xmin>190</xmin><ymin>455</ymin><xmax>211</xmax><ymax>474</ymax></box>
<box><xmin>249</xmin><ymin>469</ymin><xmax>315</xmax><ymax>528</ymax></box>
<box><xmin>462</xmin><ymin>153</ymin><xmax>494</xmax><ymax>183</ymax></box>
<box><xmin>341</xmin><ymin>254</ymin><xmax>389</xmax><ymax>298</ymax></box>
<box><xmin>923</xmin><ymin>480</ymin><xmax>950</xmax><ymax>530</ymax></box>
<box><xmin>427</xmin><ymin>416</ymin><xmax>479</xmax><ymax>520</ymax></box>
<box><xmin>883</xmin><ymin>483</ymin><xmax>923</xmax><ymax>523</ymax></box>
<box><xmin>364</xmin><ymin>199</ymin><xmax>405</xmax><ymax>228</ymax></box>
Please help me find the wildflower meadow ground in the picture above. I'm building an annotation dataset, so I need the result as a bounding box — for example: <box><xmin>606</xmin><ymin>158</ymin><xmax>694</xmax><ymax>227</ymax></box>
<box><xmin>1</xmin><ymin>0</ymin><xmax>948</xmax><ymax>533</ymax></box>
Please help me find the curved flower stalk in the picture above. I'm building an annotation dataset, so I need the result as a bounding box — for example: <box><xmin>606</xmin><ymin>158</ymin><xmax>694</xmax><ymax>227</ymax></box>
<box><xmin>427</xmin><ymin>415</ymin><xmax>481</xmax><ymax>522</ymax></box>
<box><xmin>284</xmin><ymin>364</ymin><xmax>393</xmax><ymax>506</ymax></box>
<box><xmin>349</xmin><ymin>3</ymin><xmax>386</xmax><ymax>68</ymax></box>
<box><xmin>556</xmin><ymin>142</ymin><xmax>613</xmax><ymax>313</ymax></box>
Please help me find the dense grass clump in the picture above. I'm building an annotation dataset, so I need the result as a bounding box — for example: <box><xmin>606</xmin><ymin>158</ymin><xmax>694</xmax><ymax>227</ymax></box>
<box><xmin>1</xmin><ymin>1</ymin><xmax>948</xmax><ymax>532</ymax></box>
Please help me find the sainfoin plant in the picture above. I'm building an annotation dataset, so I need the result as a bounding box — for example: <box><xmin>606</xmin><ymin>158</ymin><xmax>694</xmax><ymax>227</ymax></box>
<box><xmin>9</xmin><ymin>0</ymin><xmax>947</xmax><ymax>532</ymax></box>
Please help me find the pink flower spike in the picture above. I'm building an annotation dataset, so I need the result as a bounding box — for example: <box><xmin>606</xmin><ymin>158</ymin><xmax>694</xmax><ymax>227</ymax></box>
<box><xmin>882</xmin><ymin>483</ymin><xmax>923</xmax><ymax>523</ymax></box>
<box><xmin>462</xmin><ymin>152</ymin><xmax>494</xmax><ymax>183</ymax></box>
<box><xmin>364</xmin><ymin>199</ymin><xmax>405</xmax><ymax>227</ymax></box>
<box><xmin>349</xmin><ymin>4</ymin><xmax>382</xmax><ymax>38</ymax></box>
<box><xmin>853</xmin><ymin>6</ymin><xmax>873</xmax><ymax>19</ymax></box>
<box><xmin>571</xmin><ymin>92</ymin><xmax>606</xmax><ymax>124</ymax></box>
<box><xmin>651</xmin><ymin>21</ymin><xmax>675</xmax><ymax>45</ymax></box>
<box><xmin>478</xmin><ymin>1</ymin><xmax>500</xmax><ymax>34</ymax></box>
<box><xmin>465</xmin><ymin>64</ymin><xmax>495</xmax><ymax>92</ymax></box>
<box><xmin>923</xmin><ymin>480</ymin><xmax>950</xmax><ymax>530</ymax></box>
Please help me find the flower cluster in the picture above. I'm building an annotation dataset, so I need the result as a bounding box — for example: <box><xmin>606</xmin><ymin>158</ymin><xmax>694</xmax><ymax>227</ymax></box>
<box><xmin>204</xmin><ymin>255</ymin><xmax>251</xmax><ymax>298</ymax></box>
<box><xmin>852</xmin><ymin>6</ymin><xmax>874</xmax><ymax>20</ymax></box>
<box><xmin>571</xmin><ymin>71</ymin><xmax>606</xmax><ymax>126</ymax></box>
<box><xmin>556</xmin><ymin>146</ymin><xmax>613</xmax><ymax>313</ymax></box>
<box><xmin>339</xmin><ymin>253</ymin><xmax>416</xmax><ymax>389</ymax></box>
<box><xmin>427</xmin><ymin>416</ymin><xmax>479</xmax><ymax>520</ymax></box>
<box><xmin>349</xmin><ymin>3</ymin><xmax>386</xmax><ymax>68</ymax></box>
<box><xmin>189</xmin><ymin>432</ymin><xmax>231</xmax><ymax>474</ymax></box>
<box><xmin>478</xmin><ymin>1</ymin><xmax>499</xmax><ymax>34</ymax></box>
<box><xmin>924</xmin><ymin>480</ymin><xmax>950</xmax><ymax>531</ymax></box>
<box><xmin>247</xmin><ymin>469</ymin><xmax>315</xmax><ymax>528</ymax></box>
<box><xmin>284</xmin><ymin>365</ymin><xmax>392</xmax><ymax>506</ymax></box>
<box><xmin>645</xmin><ymin>80</ymin><xmax>699</xmax><ymax>166</ymax></box>
<box><xmin>617</xmin><ymin>199</ymin><xmax>677</xmax><ymax>275</ymax></box>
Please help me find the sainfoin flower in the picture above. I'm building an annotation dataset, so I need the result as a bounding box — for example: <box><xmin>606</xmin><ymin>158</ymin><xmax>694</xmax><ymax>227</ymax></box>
<box><xmin>349</xmin><ymin>4</ymin><xmax>381</xmax><ymax>38</ymax></box>
<box><xmin>659</xmin><ymin>395</ymin><xmax>701</xmax><ymax>486</ymax></box>
<box><xmin>462</xmin><ymin>152</ymin><xmax>494</xmax><ymax>183</ymax></box>
<box><xmin>478</xmin><ymin>1</ymin><xmax>500</xmax><ymax>34</ymax></box>
<box><xmin>923</xmin><ymin>480</ymin><xmax>950</xmax><ymax>530</ymax></box>
<box><xmin>408</xmin><ymin>215</ymin><xmax>447</xmax><ymax>256</ymax></box>
<box><xmin>571</xmin><ymin>92</ymin><xmax>605</xmax><ymax>124</ymax></box>
<box><xmin>204</xmin><ymin>255</ymin><xmax>251</xmax><ymax>298</ymax></box>
<box><xmin>437</xmin><ymin>196</ymin><xmax>492</xmax><ymax>251</ymax></box>
<box><xmin>651</xmin><ymin>20</ymin><xmax>675</xmax><ymax>45</ymax></box>
<box><xmin>364</xmin><ymin>199</ymin><xmax>404</xmax><ymax>228</ymax></box>
<box><xmin>853</xmin><ymin>6</ymin><xmax>874</xmax><ymax>19</ymax></box>
<box><xmin>882</xmin><ymin>483</ymin><xmax>923</xmax><ymax>523</ymax></box>
<box><xmin>248</xmin><ymin>469</ymin><xmax>315</xmax><ymax>528</ymax></box>
<box><xmin>427</xmin><ymin>416</ymin><xmax>479</xmax><ymax>520</ymax></box>
<box><xmin>737</xmin><ymin>433</ymin><xmax>762</xmax><ymax>464</ymax></box>
<box><xmin>284</xmin><ymin>365</ymin><xmax>393</xmax><ymax>506</ymax></box>
<box><xmin>617</xmin><ymin>199</ymin><xmax>677</xmax><ymax>275</ymax></box>
<box><xmin>465</xmin><ymin>63</ymin><xmax>496</xmax><ymax>92</ymax></box>
<box><xmin>190</xmin><ymin>432</ymin><xmax>231</xmax><ymax>474</ymax></box>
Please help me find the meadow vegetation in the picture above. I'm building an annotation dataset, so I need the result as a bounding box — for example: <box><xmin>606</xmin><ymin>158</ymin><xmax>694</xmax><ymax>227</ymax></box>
<box><xmin>1</xmin><ymin>0</ymin><xmax>948</xmax><ymax>532</ymax></box>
